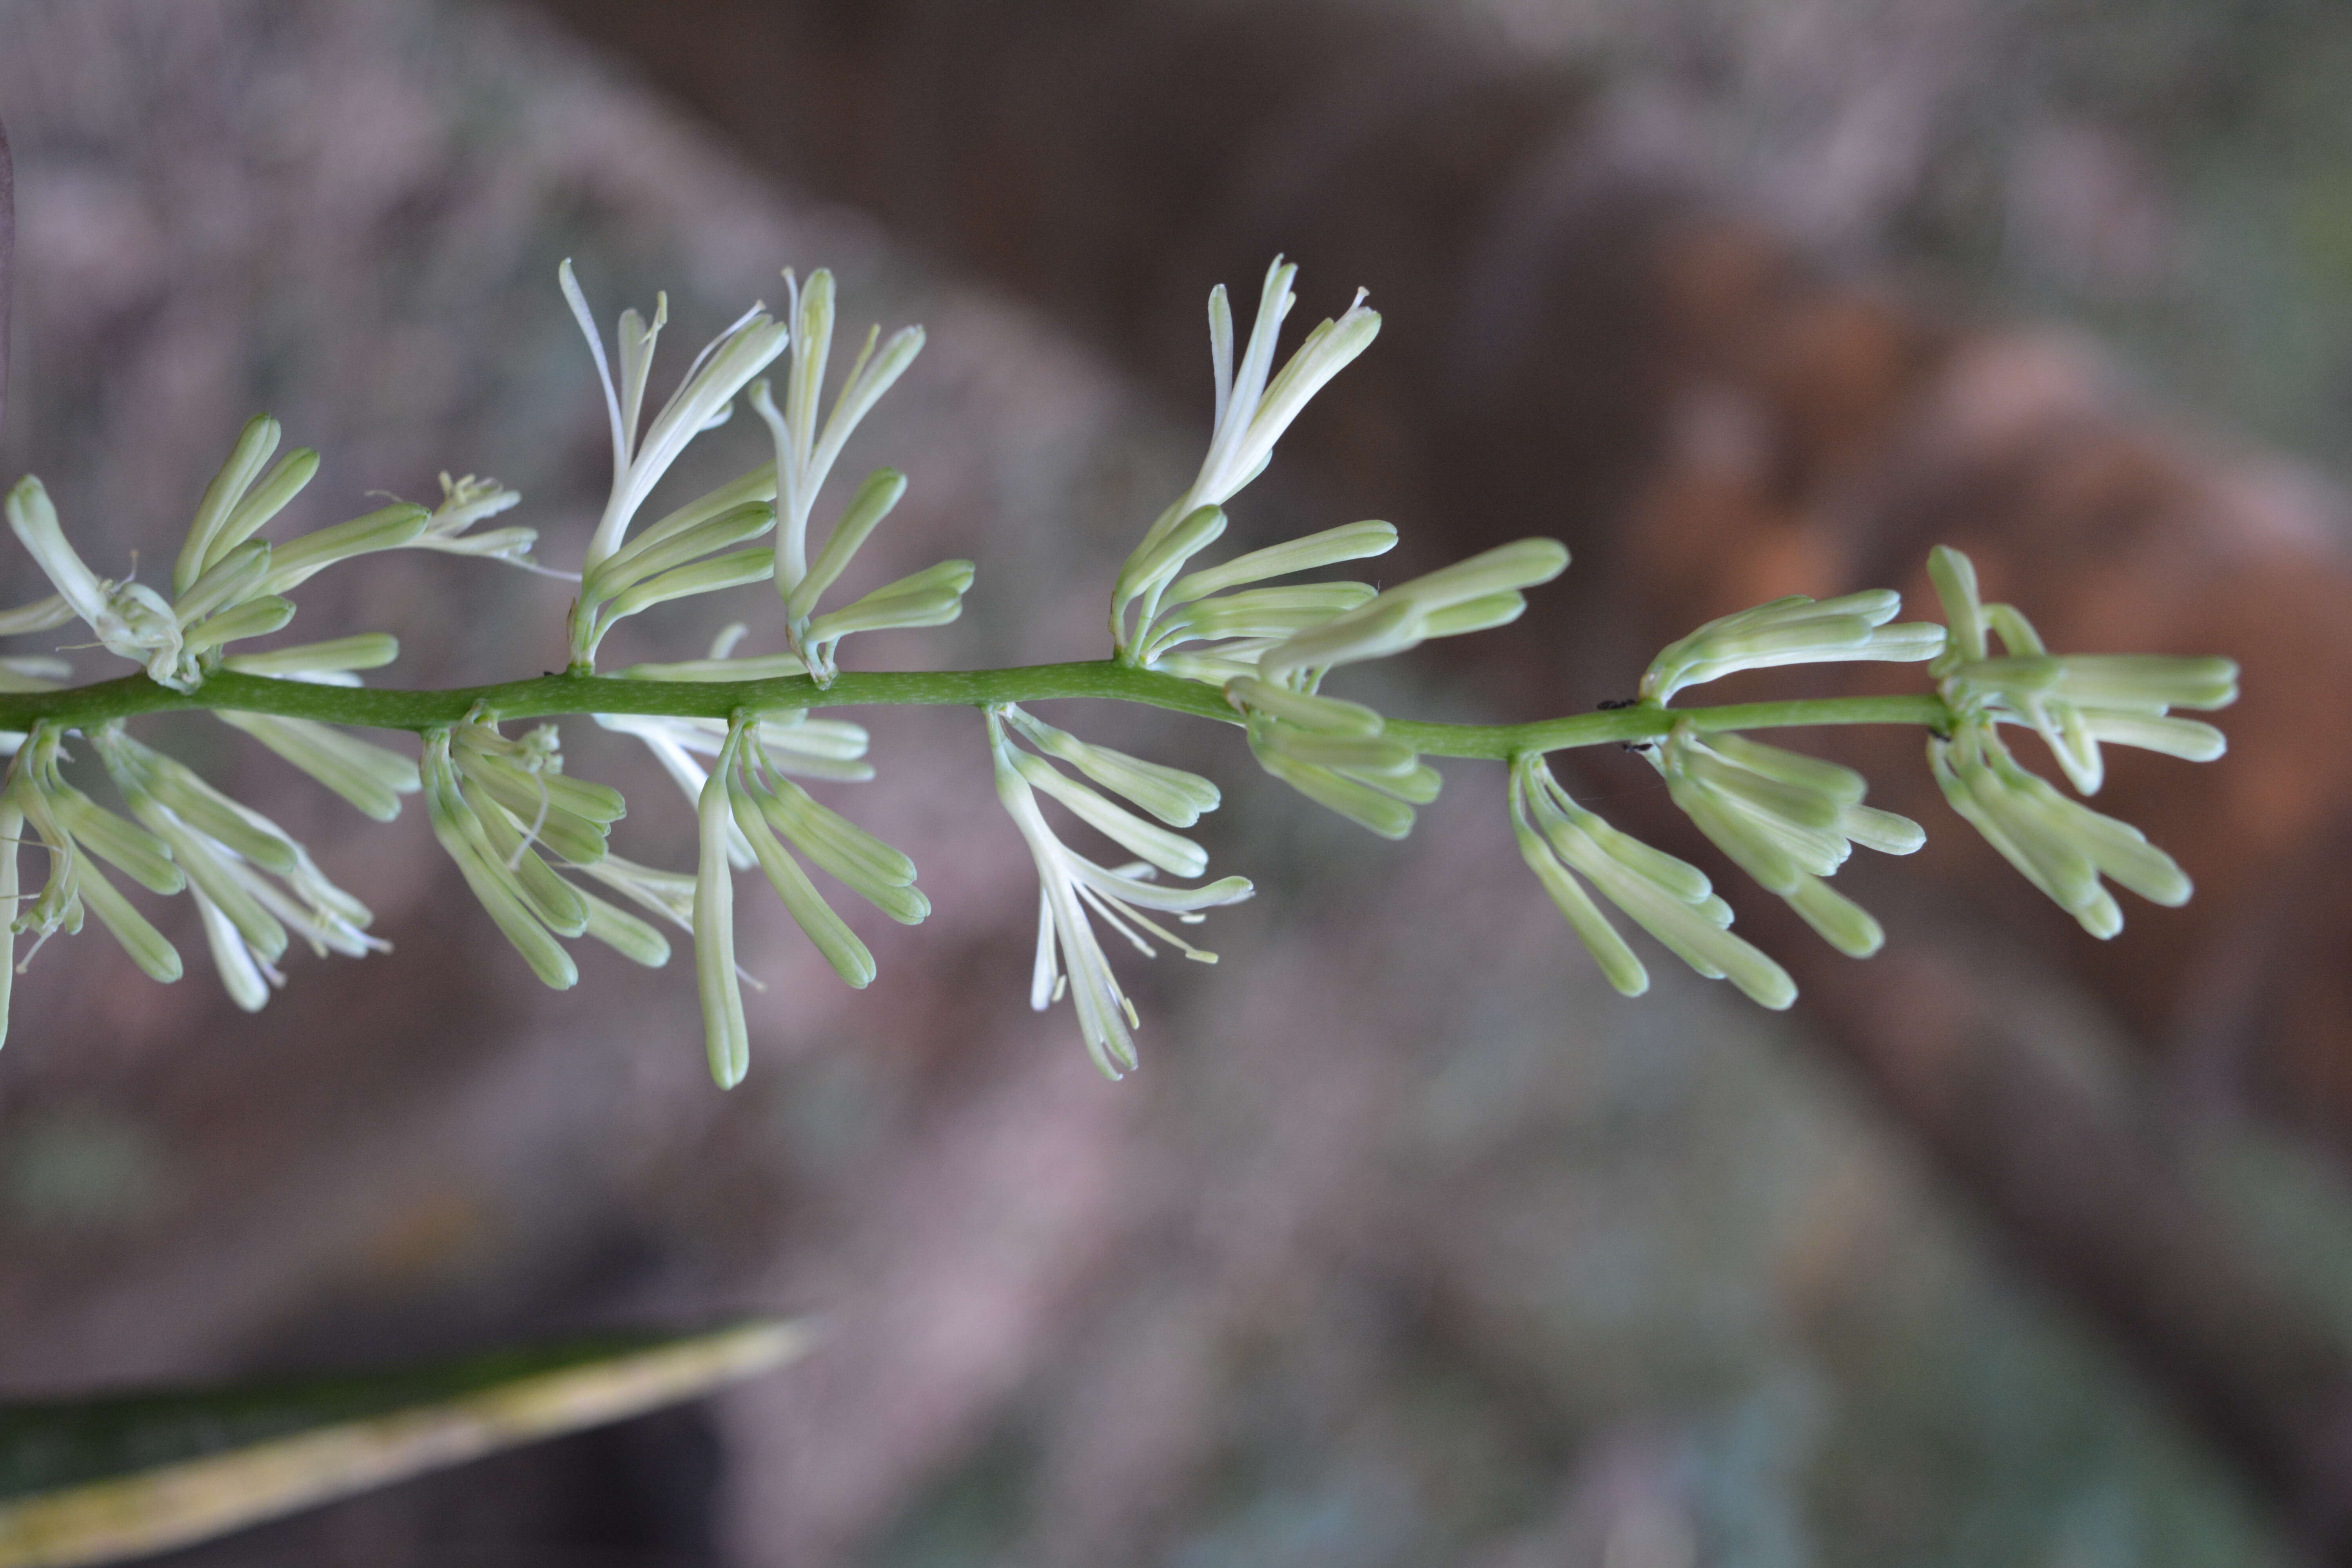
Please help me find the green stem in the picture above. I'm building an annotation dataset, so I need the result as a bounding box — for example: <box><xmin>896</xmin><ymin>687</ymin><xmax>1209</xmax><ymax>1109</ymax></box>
<box><xmin>0</xmin><ymin>665</ymin><xmax>1953</xmax><ymax>759</ymax></box>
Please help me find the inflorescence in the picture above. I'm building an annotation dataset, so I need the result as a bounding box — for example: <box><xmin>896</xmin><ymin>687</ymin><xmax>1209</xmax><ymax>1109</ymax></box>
<box><xmin>0</xmin><ymin>259</ymin><xmax>2239</xmax><ymax>1085</ymax></box>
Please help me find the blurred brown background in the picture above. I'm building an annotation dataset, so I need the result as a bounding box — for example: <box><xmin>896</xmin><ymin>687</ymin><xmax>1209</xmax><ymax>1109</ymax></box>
<box><xmin>7</xmin><ymin>0</ymin><xmax>2352</xmax><ymax>1563</ymax></box>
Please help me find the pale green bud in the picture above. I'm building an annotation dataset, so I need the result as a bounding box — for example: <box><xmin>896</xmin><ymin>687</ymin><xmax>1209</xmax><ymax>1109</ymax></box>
<box><xmin>0</xmin><ymin>595</ymin><xmax>74</xmax><ymax>636</ymax></box>
<box><xmin>75</xmin><ymin>858</ymin><xmax>183</xmax><ymax>983</ymax></box>
<box><xmin>223</xmin><ymin>633</ymin><xmax>401</xmax><ymax>681</ymax></box>
<box><xmin>1163</xmin><ymin>519</ymin><xmax>1397</xmax><ymax>606</ymax></box>
<box><xmin>789</xmin><ymin>468</ymin><xmax>909</xmax><ymax>620</ymax></box>
<box><xmin>181</xmin><ymin>596</ymin><xmax>295</xmax><ymax>655</ymax></box>
<box><xmin>729</xmin><ymin>769</ymin><xmax>876</xmax><ymax>989</ymax></box>
<box><xmin>577</xmin><ymin>887</ymin><xmax>672</xmax><ymax>968</ymax></box>
<box><xmin>694</xmin><ymin>727</ymin><xmax>751</xmax><ymax>1088</ymax></box>
<box><xmin>260</xmin><ymin>503</ymin><xmax>431</xmax><ymax>595</ymax></box>
<box><xmin>205</xmin><ymin>446</ymin><xmax>320</xmax><ymax>571</ymax></box>
<box><xmin>1010</xmin><ymin>749</ymin><xmax>1209</xmax><ymax>878</ymax></box>
<box><xmin>1223</xmin><ymin>677</ymin><xmax>1385</xmax><ymax>735</ymax></box>
<box><xmin>583</xmin><ymin>501</ymin><xmax>775</xmax><ymax>605</ymax></box>
<box><xmin>175</xmin><ymin>414</ymin><xmax>281</xmax><ymax>596</ymax></box>
<box><xmin>174</xmin><ymin>540</ymin><xmax>272</xmax><ymax>627</ymax></box>
<box><xmin>1000</xmin><ymin>706</ymin><xmax>1220</xmax><ymax>828</ymax></box>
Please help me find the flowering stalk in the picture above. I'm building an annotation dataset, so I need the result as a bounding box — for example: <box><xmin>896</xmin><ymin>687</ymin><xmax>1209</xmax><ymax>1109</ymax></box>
<box><xmin>0</xmin><ymin>257</ymin><xmax>2239</xmax><ymax>1086</ymax></box>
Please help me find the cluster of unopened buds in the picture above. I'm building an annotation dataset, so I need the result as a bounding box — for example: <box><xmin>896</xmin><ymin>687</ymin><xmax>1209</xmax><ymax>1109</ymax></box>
<box><xmin>0</xmin><ymin>257</ymin><xmax>2238</xmax><ymax>1085</ymax></box>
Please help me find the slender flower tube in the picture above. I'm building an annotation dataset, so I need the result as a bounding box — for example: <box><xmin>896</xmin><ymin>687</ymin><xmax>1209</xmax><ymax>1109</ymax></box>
<box><xmin>1111</xmin><ymin>260</ymin><xmax>1381</xmax><ymax>659</ymax></box>
<box><xmin>1511</xmin><ymin>753</ymin><xmax>1795</xmax><ymax>1008</ymax></box>
<box><xmin>1641</xmin><ymin>590</ymin><xmax>1944</xmax><ymax>706</ymax></box>
<box><xmin>1927</xmin><ymin>544</ymin><xmax>2237</xmax><ymax>795</ymax></box>
<box><xmin>1652</xmin><ymin>725</ymin><xmax>1924</xmax><ymax>958</ymax></box>
<box><xmin>695</xmin><ymin>720</ymin><xmax>751</xmax><ymax>1088</ymax></box>
<box><xmin>988</xmin><ymin>706</ymin><xmax>1250</xmax><ymax>1077</ymax></box>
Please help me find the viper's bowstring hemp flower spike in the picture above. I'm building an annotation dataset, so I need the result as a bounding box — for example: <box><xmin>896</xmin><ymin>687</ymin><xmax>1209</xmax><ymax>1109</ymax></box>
<box><xmin>0</xmin><ymin>256</ymin><xmax>2246</xmax><ymax>1078</ymax></box>
<box><xmin>988</xmin><ymin>705</ymin><xmax>1249</xmax><ymax>1078</ymax></box>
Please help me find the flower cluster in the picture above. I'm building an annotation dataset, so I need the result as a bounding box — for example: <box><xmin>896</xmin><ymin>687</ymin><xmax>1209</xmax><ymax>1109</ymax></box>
<box><xmin>987</xmin><ymin>704</ymin><xmax>1246</xmax><ymax>1078</ymax></box>
<box><xmin>1922</xmin><ymin>544</ymin><xmax>2230</xmax><ymax>937</ymax></box>
<box><xmin>1639</xmin><ymin>589</ymin><xmax>1944</xmax><ymax>706</ymax></box>
<box><xmin>1510</xmin><ymin>751</ymin><xmax>1794</xmax><ymax>1007</ymax></box>
<box><xmin>1101</xmin><ymin>260</ymin><xmax>1568</xmax><ymax>849</ymax></box>
<box><xmin>689</xmin><ymin>709</ymin><xmax>930</xmax><ymax>1086</ymax></box>
<box><xmin>1650</xmin><ymin>725</ymin><xmax>1924</xmax><ymax>958</ymax></box>
<box><xmin>1926</xmin><ymin>545</ymin><xmax>2234</xmax><ymax>795</ymax></box>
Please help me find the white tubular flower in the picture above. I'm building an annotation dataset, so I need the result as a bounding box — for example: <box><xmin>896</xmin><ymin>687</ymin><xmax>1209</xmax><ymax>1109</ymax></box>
<box><xmin>1127</xmin><ymin>516</ymin><xmax>1397</xmax><ymax>681</ymax></box>
<box><xmin>561</xmin><ymin>261</ymin><xmax>792</xmax><ymax>581</ymax></box>
<box><xmin>597</xmin><ymin>705</ymin><xmax>872</xmax><ymax>872</ymax></box>
<box><xmin>423</xmin><ymin>726</ymin><xmax>579</xmax><ymax>993</ymax></box>
<box><xmin>1206</xmin><ymin>539</ymin><xmax>1565</xmax><ymax>838</ymax></box>
<box><xmin>677</xmin><ymin>709</ymin><xmax>934</xmax><ymax>1075</ymax></box>
<box><xmin>1</xmin><ymin>724</ymin><xmax>186</xmax><ymax>1001</ymax></box>
<box><xmin>221</xmin><ymin>633</ymin><xmax>401</xmax><ymax>686</ymax></box>
<box><xmin>1927</xmin><ymin>544</ymin><xmax>2237</xmax><ymax>795</ymax></box>
<box><xmin>745</xmin><ymin>271</ymin><xmax>942</xmax><ymax>686</ymax></box>
<box><xmin>612</xmin><ymin>621</ymin><xmax>806</xmax><ymax>683</ymax></box>
<box><xmin>89</xmin><ymin>723</ymin><xmax>387</xmax><ymax>1009</ymax></box>
<box><xmin>7</xmin><ymin>476</ymin><xmax>186</xmax><ymax>688</ymax></box>
<box><xmin>444</xmin><ymin>715</ymin><xmax>625</xmax><ymax>869</ymax></box>
<box><xmin>571</xmin><ymin>494</ymin><xmax>778</xmax><ymax>664</ymax></box>
<box><xmin>421</xmin><ymin>719</ymin><xmax>658</xmax><ymax>993</ymax></box>
<box><xmin>1640</xmin><ymin>590</ymin><xmax>1946</xmax><ymax>707</ymax></box>
<box><xmin>209</xmin><ymin>635</ymin><xmax>422</xmax><ymax>820</ymax></box>
<box><xmin>599</xmin><ymin>623</ymin><xmax>874</xmax><ymax>870</ymax></box>
<box><xmin>0</xmin><ymin>595</ymin><xmax>77</xmax><ymax>637</ymax></box>
<box><xmin>9</xmin><ymin>407</ymin><xmax>477</xmax><ymax>693</ymax></box>
<box><xmin>1510</xmin><ymin>753</ymin><xmax>1795</xmax><ymax>1009</ymax></box>
<box><xmin>1110</xmin><ymin>259</ymin><xmax>1381</xmax><ymax>658</ymax></box>
<box><xmin>1254</xmin><ymin>538</ymin><xmax>1570</xmax><ymax>686</ymax></box>
<box><xmin>1226</xmin><ymin>677</ymin><xmax>1436</xmax><ymax>841</ymax></box>
<box><xmin>172</xmin><ymin>414</ymin><xmax>317</xmax><ymax>596</ymax></box>
<box><xmin>1930</xmin><ymin>716</ymin><xmax>2191</xmax><ymax>939</ymax></box>
<box><xmin>694</xmin><ymin>722</ymin><xmax>753</xmax><ymax>1088</ymax></box>
<box><xmin>211</xmin><ymin>712</ymin><xmax>420</xmax><ymax>822</ymax></box>
<box><xmin>1652</xmin><ymin>725</ymin><xmax>1925</xmax><ymax>958</ymax></box>
<box><xmin>416</xmin><ymin>472</ymin><xmax>541</xmax><ymax>567</ymax></box>
<box><xmin>987</xmin><ymin>705</ymin><xmax>1250</xmax><ymax>1078</ymax></box>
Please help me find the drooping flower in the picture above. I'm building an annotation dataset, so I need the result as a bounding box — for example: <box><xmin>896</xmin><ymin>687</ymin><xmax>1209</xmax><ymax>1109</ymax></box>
<box><xmin>90</xmin><ymin>723</ymin><xmax>388</xmax><ymax>1010</ymax></box>
<box><xmin>987</xmin><ymin>705</ymin><xmax>1250</xmax><ymax>1077</ymax></box>
<box><xmin>1929</xmin><ymin>715</ymin><xmax>2191</xmax><ymax>938</ymax></box>
<box><xmin>686</xmin><ymin>708</ymin><xmax>932</xmax><ymax>1086</ymax></box>
<box><xmin>1510</xmin><ymin>752</ymin><xmax>1795</xmax><ymax>1008</ymax></box>
<box><xmin>417</xmin><ymin>718</ymin><xmax>659</xmax><ymax>993</ymax></box>
<box><xmin>1651</xmin><ymin>724</ymin><xmax>1924</xmax><ymax>957</ymax></box>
